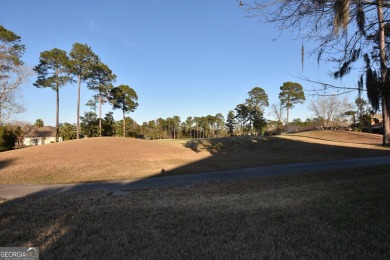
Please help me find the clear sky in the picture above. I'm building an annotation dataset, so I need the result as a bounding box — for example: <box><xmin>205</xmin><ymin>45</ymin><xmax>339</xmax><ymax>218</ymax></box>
<box><xmin>2</xmin><ymin>0</ymin><xmax>358</xmax><ymax>126</ymax></box>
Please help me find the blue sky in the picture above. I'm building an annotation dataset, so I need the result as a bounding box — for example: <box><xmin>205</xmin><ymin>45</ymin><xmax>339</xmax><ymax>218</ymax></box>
<box><xmin>2</xmin><ymin>0</ymin><xmax>358</xmax><ymax>126</ymax></box>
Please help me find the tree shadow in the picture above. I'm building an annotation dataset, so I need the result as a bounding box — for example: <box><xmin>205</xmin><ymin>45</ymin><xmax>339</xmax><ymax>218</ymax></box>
<box><xmin>161</xmin><ymin>135</ymin><xmax>390</xmax><ymax>177</ymax></box>
<box><xmin>1</xmin><ymin>135</ymin><xmax>390</xmax><ymax>258</ymax></box>
<box><xmin>0</xmin><ymin>158</ymin><xmax>16</xmax><ymax>170</ymax></box>
<box><xmin>0</xmin><ymin>161</ymin><xmax>389</xmax><ymax>258</ymax></box>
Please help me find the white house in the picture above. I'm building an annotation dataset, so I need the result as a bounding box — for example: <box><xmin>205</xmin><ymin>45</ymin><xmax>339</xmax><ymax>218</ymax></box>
<box><xmin>23</xmin><ymin>126</ymin><xmax>62</xmax><ymax>145</ymax></box>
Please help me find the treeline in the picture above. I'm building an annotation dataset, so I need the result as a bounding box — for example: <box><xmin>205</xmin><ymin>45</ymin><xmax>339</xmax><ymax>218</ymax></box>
<box><xmin>68</xmin><ymin>83</ymin><xmax>305</xmax><ymax>139</ymax></box>
<box><xmin>58</xmin><ymin>112</ymin><xmax>227</xmax><ymax>140</ymax></box>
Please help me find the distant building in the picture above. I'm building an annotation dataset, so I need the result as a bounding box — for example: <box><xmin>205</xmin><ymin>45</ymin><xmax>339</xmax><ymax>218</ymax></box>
<box><xmin>23</xmin><ymin>126</ymin><xmax>62</xmax><ymax>145</ymax></box>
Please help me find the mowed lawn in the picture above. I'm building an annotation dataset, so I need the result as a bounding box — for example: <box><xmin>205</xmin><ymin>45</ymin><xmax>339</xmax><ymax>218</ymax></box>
<box><xmin>0</xmin><ymin>130</ymin><xmax>390</xmax><ymax>184</ymax></box>
<box><xmin>1</xmin><ymin>130</ymin><xmax>389</xmax><ymax>258</ymax></box>
<box><xmin>0</xmin><ymin>167</ymin><xmax>389</xmax><ymax>258</ymax></box>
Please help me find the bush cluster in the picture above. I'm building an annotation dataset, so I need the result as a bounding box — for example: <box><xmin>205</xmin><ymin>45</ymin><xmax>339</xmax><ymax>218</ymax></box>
<box><xmin>0</xmin><ymin>126</ymin><xmax>16</xmax><ymax>152</ymax></box>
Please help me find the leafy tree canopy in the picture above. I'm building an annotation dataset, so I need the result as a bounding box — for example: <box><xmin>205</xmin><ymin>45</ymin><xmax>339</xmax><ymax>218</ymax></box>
<box><xmin>0</xmin><ymin>25</ymin><xmax>25</xmax><ymax>77</ymax></box>
<box><xmin>33</xmin><ymin>48</ymin><xmax>72</xmax><ymax>90</ymax></box>
<box><xmin>68</xmin><ymin>43</ymin><xmax>100</xmax><ymax>80</ymax></box>
<box><xmin>110</xmin><ymin>85</ymin><xmax>138</xmax><ymax>113</ymax></box>
<box><xmin>279</xmin><ymin>82</ymin><xmax>305</xmax><ymax>109</ymax></box>
<box><xmin>246</xmin><ymin>87</ymin><xmax>269</xmax><ymax>113</ymax></box>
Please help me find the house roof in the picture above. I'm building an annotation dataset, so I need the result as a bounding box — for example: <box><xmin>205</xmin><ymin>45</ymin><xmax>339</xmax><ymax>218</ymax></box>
<box><xmin>26</xmin><ymin>126</ymin><xmax>57</xmax><ymax>138</ymax></box>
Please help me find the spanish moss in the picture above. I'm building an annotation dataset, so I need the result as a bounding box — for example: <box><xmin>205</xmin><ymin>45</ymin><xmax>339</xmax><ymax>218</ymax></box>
<box><xmin>364</xmin><ymin>54</ymin><xmax>381</xmax><ymax>112</ymax></box>
<box><xmin>333</xmin><ymin>0</ymin><xmax>350</xmax><ymax>34</ymax></box>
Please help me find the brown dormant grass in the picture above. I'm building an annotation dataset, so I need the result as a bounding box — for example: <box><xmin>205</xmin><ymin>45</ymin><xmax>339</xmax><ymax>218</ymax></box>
<box><xmin>0</xmin><ymin>166</ymin><xmax>389</xmax><ymax>258</ymax></box>
<box><xmin>0</xmin><ymin>130</ymin><xmax>389</xmax><ymax>184</ymax></box>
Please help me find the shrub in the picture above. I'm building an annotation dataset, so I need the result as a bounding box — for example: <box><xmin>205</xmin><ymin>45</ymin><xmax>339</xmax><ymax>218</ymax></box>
<box><xmin>0</xmin><ymin>126</ymin><xmax>16</xmax><ymax>152</ymax></box>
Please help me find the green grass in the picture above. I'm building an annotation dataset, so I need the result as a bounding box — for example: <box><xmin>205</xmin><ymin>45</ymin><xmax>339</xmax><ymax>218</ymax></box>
<box><xmin>1</xmin><ymin>166</ymin><xmax>389</xmax><ymax>258</ymax></box>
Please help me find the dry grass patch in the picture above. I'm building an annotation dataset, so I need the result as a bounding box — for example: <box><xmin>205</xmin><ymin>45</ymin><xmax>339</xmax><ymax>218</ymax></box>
<box><xmin>0</xmin><ymin>166</ymin><xmax>389</xmax><ymax>258</ymax></box>
<box><xmin>1</xmin><ymin>131</ymin><xmax>390</xmax><ymax>184</ymax></box>
<box><xmin>0</xmin><ymin>137</ymin><xmax>210</xmax><ymax>184</ymax></box>
<box><xmin>287</xmin><ymin>130</ymin><xmax>384</xmax><ymax>146</ymax></box>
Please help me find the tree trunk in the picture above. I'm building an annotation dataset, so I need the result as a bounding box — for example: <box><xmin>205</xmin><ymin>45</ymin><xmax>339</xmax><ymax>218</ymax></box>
<box><xmin>56</xmin><ymin>84</ymin><xmax>59</xmax><ymax>142</ymax></box>
<box><xmin>377</xmin><ymin>0</ymin><xmax>390</xmax><ymax>145</ymax></box>
<box><xmin>123</xmin><ymin>110</ymin><xmax>126</xmax><ymax>138</ymax></box>
<box><xmin>286</xmin><ymin>107</ymin><xmax>290</xmax><ymax>132</ymax></box>
<box><xmin>76</xmin><ymin>75</ymin><xmax>81</xmax><ymax>139</ymax></box>
<box><xmin>55</xmin><ymin>67</ymin><xmax>59</xmax><ymax>143</ymax></box>
<box><xmin>99</xmin><ymin>94</ymin><xmax>102</xmax><ymax>137</ymax></box>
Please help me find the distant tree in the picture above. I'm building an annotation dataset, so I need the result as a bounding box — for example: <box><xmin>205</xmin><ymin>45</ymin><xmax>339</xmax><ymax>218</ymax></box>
<box><xmin>192</xmin><ymin>117</ymin><xmax>199</xmax><ymax>138</ymax></box>
<box><xmin>252</xmin><ymin>111</ymin><xmax>267</xmax><ymax>135</ymax></box>
<box><xmin>34</xmin><ymin>119</ymin><xmax>44</xmax><ymax>128</ymax></box>
<box><xmin>304</xmin><ymin>118</ymin><xmax>314</xmax><ymax>126</ymax></box>
<box><xmin>115</xmin><ymin>117</ymin><xmax>140</xmax><ymax>137</ymax></box>
<box><xmin>226</xmin><ymin>110</ymin><xmax>236</xmax><ymax>136</ymax></box>
<box><xmin>205</xmin><ymin>115</ymin><xmax>215</xmax><ymax>138</ymax></box>
<box><xmin>173</xmin><ymin>116</ymin><xmax>181</xmax><ymax>139</ymax></box>
<box><xmin>80</xmin><ymin>111</ymin><xmax>99</xmax><ymax>137</ymax></box>
<box><xmin>34</xmin><ymin>48</ymin><xmax>72</xmax><ymax>142</ymax></box>
<box><xmin>109</xmin><ymin>85</ymin><xmax>138</xmax><ymax>137</ymax></box>
<box><xmin>246</xmin><ymin>87</ymin><xmax>269</xmax><ymax>112</ymax></box>
<box><xmin>214</xmin><ymin>113</ymin><xmax>225</xmax><ymax>137</ymax></box>
<box><xmin>60</xmin><ymin>123</ymin><xmax>77</xmax><ymax>141</ymax></box>
<box><xmin>346</xmin><ymin>97</ymin><xmax>372</xmax><ymax>131</ymax></box>
<box><xmin>88</xmin><ymin>61</ymin><xmax>116</xmax><ymax>137</ymax></box>
<box><xmin>0</xmin><ymin>125</ymin><xmax>16</xmax><ymax>152</ymax></box>
<box><xmin>102</xmin><ymin>111</ymin><xmax>115</xmax><ymax>136</ymax></box>
<box><xmin>166</xmin><ymin>116</ymin><xmax>181</xmax><ymax>139</ymax></box>
<box><xmin>269</xmin><ymin>103</ymin><xmax>284</xmax><ymax>135</ymax></box>
<box><xmin>7</xmin><ymin>121</ymin><xmax>31</xmax><ymax>145</ymax></box>
<box><xmin>0</xmin><ymin>25</ymin><xmax>30</xmax><ymax>123</ymax></box>
<box><xmin>245</xmin><ymin>87</ymin><xmax>269</xmax><ymax>133</ymax></box>
<box><xmin>156</xmin><ymin>118</ymin><xmax>167</xmax><ymax>139</ymax></box>
<box><xmin>235</xmin><ymin>103</ymin><xmax>250</xmax><ymax>134</ymax></box>
<box><xmin>355</xmin><ymin>97</ymin><xmax>372</xmax><ymax>131</ymax></box>
<box><xmin>147</xmin><ymin>120</ymin><xmax>157</xmax><ymax>139</ymax></box>
<box><xmin>278</xmin><ymin>82</ymin><xmax>305</xmax><ymax>127</ymax></box>
<box><xmin>68</xmin><ymin>43</ymin><xmax>100</xmax><ymax>139</ymax></box>
<box><xmin>141</xmin><ymin>121</ymin><xmax>149</xmax><ymax>137</ymax></box>
<box><xmin>309</xmin><ymin>96</ymin><xmax>353</xmax><ymax>130</ymax></box>
<box><xmin>185</xmin><ymin>116</ymin><xmax>193</xmax><ymax>138</ymax></box>
<box><xmin>291</xmin><ymin>118</ymin><xmax>303</xmax><ymax>126</ymax></box>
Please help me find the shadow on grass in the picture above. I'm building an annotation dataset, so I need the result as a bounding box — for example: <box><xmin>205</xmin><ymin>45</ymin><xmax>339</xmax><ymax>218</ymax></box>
<box><xmin>1</xmin><ymin>136</ymin><xmax>390</xmax><ymax>258</ymax></box>
<box><xmin>0</xmin><ymin>166</ymin><xmax>389</xmax><ymax>258</ymax></box>
<box><xmin>0</xmin><ymin>158</ymin><xmax>16</xmax><ymax>170</ymax></box>
<box><xmin>157</xmin><ymin>135</ymin><xmax>390</xmax><ymax>176</ymax></box>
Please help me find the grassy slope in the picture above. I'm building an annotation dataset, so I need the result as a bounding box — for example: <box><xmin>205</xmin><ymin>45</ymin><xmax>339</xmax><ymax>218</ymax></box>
<box><xmin>1</xmin><ymin>166</ymin><xmax>389</xmax><ymax>258</ymax></box>
<box><xmin>0</xmin><ymin>130</ymin><xmax>390</xmax><ymax>184</ymax></box>
<box><xmin>1</xmin><ymin>131</ymin><xmax>389</xmax><ymax>258</ymax></box>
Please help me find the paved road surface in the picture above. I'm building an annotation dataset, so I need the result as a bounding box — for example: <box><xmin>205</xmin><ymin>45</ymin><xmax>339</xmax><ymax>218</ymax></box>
<box><xmin>1</xmin><ymin>156</ymin><xmax>389</xmax><ymax>198</ymax></box>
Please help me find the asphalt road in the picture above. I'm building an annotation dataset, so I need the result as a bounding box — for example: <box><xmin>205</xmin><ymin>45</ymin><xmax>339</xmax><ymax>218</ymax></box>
<box><xmin>1</xmin><ymin>156</ymin><xmax>390</xmax><ymax>199</ymax></box>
